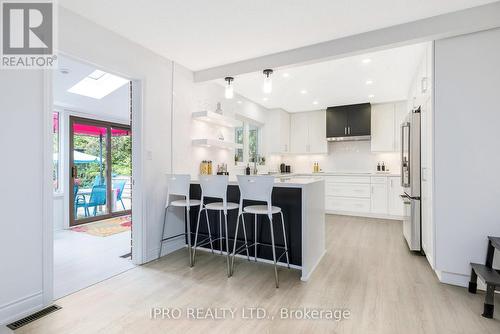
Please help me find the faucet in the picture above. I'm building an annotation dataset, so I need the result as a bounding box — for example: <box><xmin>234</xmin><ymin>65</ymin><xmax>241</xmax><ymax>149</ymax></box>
<box><xmin>253</xmin><ymin>154</ymin><xmax>259</xmax><ymax>175</ymax></box>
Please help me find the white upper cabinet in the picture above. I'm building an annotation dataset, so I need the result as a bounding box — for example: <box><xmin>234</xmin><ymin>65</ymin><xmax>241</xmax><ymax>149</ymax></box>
<box><xmin>371</xmin><ymin>103</ymin><xmax>395</xmax><ymax>152</ymax></box>
<box><xmin>266</xmin><ymin>108</ymin><xmax>290</xmax><ymax>154</ymax></box>
<box><xmin>394</xmin><ymin>101</ymin><xmax>408</xmax><ymax>152</ymax></box>
<box><xmin>371</xmin><ymin>102</ymin><xmax>408</xmax><ymax>152</ymax></box>
<box><xmin>307</xmin><ymin>110</ymin><xmax>327</xmax><ymax>154</ymax></box>
<box><xmin>290</xmin><ymin>112</ymin><xmax>309</xmax><ymax>153</ymax></box>
<box><xmin>290</xmin><ymin>110</ymin><xmax>327</xmax><ymax>154</ymax></box>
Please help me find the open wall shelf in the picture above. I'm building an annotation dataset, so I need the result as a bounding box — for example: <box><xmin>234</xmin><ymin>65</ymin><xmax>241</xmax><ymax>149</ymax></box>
<box><xmin>192</xmin><ymin>111</ymin><xmax>242</xmax><ymax>128</ymax></box>
<box><xmin>192</xmin><ymin>139</ymin><xmax>243</xmax><ymax>150</ymax></box>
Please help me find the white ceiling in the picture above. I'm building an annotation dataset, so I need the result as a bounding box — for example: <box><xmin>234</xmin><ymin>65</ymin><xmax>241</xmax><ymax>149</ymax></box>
<box><xmin>221</xmin><ymin>43</ymin><xmax>427</xmax><ymax>113</ymax></box>
<box><xmin>54</xmin><ymin>56</ymin><xmax>130</xmax><ymax>122</ymax></box>
<box><xmin>58</xmin><ymin>0</ymin><xmax>496</xmax><ymax>71</ymax></box>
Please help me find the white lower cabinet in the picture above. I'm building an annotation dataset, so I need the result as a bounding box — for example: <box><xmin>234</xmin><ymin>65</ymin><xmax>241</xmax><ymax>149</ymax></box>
<box><xmin>388</xmin><ymin>176</ymin><xmax>404</xmax><ymax>216</ymax></box>
<box><xmin>370</xmin><ymin>183</ymin><xmax>388</xmax><ymax>214</ymax></box>
<box><xmin>324</xmin><ymin>174</ymin><xmax>403</xmax><ymax>219</ymax></box>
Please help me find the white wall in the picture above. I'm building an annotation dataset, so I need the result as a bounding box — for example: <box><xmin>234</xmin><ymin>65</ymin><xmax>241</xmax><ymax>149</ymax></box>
<box><xmin>434</xmin><ymin>28</ymin><xmax>500</xmax><ymax>286</ymax></box>
<box><xmin>0</xmin><ymin>6</ymin><xmax>190</xmax><ymax>324</ymax></box>
<box><xmin>0</xmin><ymin>70</ymin><xmax>46</xmax><ymax>323</ymax></box>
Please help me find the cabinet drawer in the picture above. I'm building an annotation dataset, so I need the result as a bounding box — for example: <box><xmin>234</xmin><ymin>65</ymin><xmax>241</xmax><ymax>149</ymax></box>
<box><xmin>326</xmin><ymin>197</ymin><xmax>371</xmax><ymax>213</ymax></box>
<box><xmin>325</xmin><ymin>175</ymin><xmax>370</xmax><ymax>184</ymax></box>
<box><xmin>370</xmin><ymin>176</ymin><xmax>387</xmax><ymax>184</ymax></box>
<box><xmin>325</xmin><ymin>183</ymin><xmax>370</xmax><ymax>198</ymax></box>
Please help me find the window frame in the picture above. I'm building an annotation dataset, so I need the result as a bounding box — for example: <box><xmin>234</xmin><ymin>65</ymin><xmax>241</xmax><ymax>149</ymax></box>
<box><xmin>53</xmin><ymin>111</ymin><xmax>63</xmax><ymax>194</ymax></box>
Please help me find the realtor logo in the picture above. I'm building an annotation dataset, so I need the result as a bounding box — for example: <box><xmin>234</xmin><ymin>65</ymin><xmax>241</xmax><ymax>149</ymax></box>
<box><xmin>1</xmin><ymin>1</ymin><xmax>57</xmax><ymax>68</ymax></box>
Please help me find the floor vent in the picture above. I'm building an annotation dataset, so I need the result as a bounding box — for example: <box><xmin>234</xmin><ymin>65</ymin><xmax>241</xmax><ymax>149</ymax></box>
<box><xmin>7</xmin><ymin>305</ymin><xmax>61</xmax><ymax>330</ymax></box>
<box><xmin>120</xmin><ymin>252</ymin><xmax>132</xmax><ymax>259</ymax></box>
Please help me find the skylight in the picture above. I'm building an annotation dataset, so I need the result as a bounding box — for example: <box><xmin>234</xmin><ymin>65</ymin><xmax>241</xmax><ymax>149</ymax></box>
<box><xmin>68</xmin><ymin>70</ymin><xmax>129</xmax><ymax>99</ymax></box>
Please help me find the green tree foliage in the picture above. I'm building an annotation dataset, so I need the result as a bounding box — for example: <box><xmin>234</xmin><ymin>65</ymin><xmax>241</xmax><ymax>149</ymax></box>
<box><xmin>73</xmin><ymin>134</ymin><xmax>131</xmax><ymax>188</ymax></box>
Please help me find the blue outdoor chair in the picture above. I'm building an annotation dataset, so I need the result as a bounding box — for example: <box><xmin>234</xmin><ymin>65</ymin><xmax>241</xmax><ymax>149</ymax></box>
<box><xmin>76</xmin><ymin>185</ymin><xmax>107</xmax><ymax>217</ymax></box>
<box><xmin>74</xmin><ymin>184</ymin><xmax>87</xmax><ymax>217</ymax></box>
<box><xmin>112</xmin><ymin>180</ymin><xmax>127</xmax><ymax>211</ymax></box>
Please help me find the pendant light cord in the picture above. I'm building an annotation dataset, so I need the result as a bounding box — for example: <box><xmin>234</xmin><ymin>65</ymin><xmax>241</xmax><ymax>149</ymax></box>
<box><xmin>170</xmin><ymin>61</ymin><xmax>175</xmax><ymax>174</ymax></box>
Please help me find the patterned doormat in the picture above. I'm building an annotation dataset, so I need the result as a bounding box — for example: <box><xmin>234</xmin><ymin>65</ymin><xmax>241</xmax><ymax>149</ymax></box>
<box><xmin>71</xmin><ymin>215</ymin><xmax>131</xmax><ymax>237</ymax></box>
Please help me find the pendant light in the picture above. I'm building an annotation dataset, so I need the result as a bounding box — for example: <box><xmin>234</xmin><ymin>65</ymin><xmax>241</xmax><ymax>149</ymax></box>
<box><xmin>262</xmin><ymin>69</ymin><xmax>273</xmax><ymax>94</ymax></box>
<box><xmin>224</xmin><ymin>76</ymin><xmax>234</xmax><ymax>99</ymax></box>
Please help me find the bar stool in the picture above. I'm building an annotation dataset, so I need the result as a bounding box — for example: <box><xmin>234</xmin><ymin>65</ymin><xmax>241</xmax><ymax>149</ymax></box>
<box><xmin>192</xmin><ymin>175</ymin><xmax>249</xmax><ymax>276</ymax></box>
<box><xmin>231</xmin><ymin>175</ymin><xmax>290</xmax><ymax>288</ymax></box>
<box><xmin>159</xmin><ymin>174</ymin><xmax>200</xmax><ymax>267</ymax></box>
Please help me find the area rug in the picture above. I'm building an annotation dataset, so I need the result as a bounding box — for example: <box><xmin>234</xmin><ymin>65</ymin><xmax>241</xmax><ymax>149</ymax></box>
<box><xmin>71</xmin><ymin>215</ymin><xmax>131</xmax><ymax>237</ymax></box>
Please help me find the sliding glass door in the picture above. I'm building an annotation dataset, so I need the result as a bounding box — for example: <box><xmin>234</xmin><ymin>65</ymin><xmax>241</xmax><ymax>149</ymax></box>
<box><xmin>70</xmin><ymin>116</ymin><xmax>131</xmax><ymax>226</ymax></box>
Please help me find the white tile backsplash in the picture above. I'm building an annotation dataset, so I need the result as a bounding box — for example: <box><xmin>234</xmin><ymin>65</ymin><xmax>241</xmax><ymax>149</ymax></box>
<box><xmin>269</xmin><ymin>141</ymin><xmax>400</xmax><ymax>174</ymax></box>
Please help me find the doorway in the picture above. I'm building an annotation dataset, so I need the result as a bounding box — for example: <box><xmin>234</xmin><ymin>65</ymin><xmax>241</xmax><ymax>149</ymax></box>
<box><xmin>70</xmin><ymin>116</ymin><xmax>132</xmax><ymax>226</ymax></box>
<box><xmin>52</xmin><ymin>55</ymin><xmax>138</xmax><ymax>299</ymax></box>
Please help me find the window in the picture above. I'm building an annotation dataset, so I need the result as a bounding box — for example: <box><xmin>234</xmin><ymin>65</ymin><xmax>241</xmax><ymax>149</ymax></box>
<box><xmin>234</xmin><ymin>126</ymin><xmax>244</xmax><ymax>163</ymax></box>
<box><xmin>53</xmin><ymin>111</ymin><xmax>60</xmax><ymax>192</ymax></box>
<box><xmin>249</xmin><ymin>124</ymin><xmax>259</xmax><ymax>162</ymax></box>
<box><xmin>234</xmin><ymin>121</ymin><xmax>262</xmax><ymax>165</ymax></box>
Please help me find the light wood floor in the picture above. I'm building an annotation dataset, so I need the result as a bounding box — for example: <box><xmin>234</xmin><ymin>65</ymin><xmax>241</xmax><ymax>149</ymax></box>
<box><xmin>16</xmin><ymin>215</ymin><xmax>500</xmax><ymax>334</ymax></box>
<box><xmin>54</xmin><ymin>229</ymin><xmax>134</xmax><ymax>299</ymax></box>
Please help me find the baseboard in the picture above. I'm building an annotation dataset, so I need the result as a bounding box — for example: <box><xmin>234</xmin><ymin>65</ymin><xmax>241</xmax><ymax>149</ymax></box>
<box><xmin>435</xmin><ymin>270</ymin><xmax>470</xmax><ymax>288</ymax></box>
<box><xmin>0</xmin><ymin>292</ymin><xmax>43</xmax><ymax>326</ymax></box>
<box><xmin>325</xmin><ymin>211</ymin><xmax>404</xmax><ymax>221</ymax></box>
<box><xmin>301</xmin><ymin>249</ymin><xmax>326</xmax><ymax>282</ymax></box>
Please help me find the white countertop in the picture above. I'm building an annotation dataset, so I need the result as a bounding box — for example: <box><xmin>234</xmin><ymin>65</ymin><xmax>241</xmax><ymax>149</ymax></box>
<box><xmin>191</xmin><ymin>176</ymin><xmax>324</xmax><ymax>188</ymax></box>
<box><xmin>270</xmin><ymin>171</ymin><xmax>401</xmax><ymax>177</ymax></box>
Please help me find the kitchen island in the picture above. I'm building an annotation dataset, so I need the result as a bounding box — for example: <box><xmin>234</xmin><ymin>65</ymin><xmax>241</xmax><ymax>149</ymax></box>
<box><xmin>188</xmin><ymin>176</ymin><xmax>325</xmax><ymax>281</ymax></box>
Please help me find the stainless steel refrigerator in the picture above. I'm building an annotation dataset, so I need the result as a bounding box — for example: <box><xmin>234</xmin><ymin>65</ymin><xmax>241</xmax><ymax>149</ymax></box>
<box><xmin>400</xmin><ymin>107</ymin><xmax>422</xmax><ymax>252</ymax></box>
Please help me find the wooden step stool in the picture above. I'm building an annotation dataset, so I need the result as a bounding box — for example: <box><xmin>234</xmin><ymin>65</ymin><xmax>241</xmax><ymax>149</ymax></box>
<box><xmin>469</xmin><ymin>236</ymin><xmax>500</xmax><ymax>318</ymax></box>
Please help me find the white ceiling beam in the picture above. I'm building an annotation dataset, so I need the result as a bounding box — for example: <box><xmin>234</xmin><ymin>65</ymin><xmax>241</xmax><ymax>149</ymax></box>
<box><xmin>194</xmin><ymin>1</ymin><xmax>500</xmax><ymax>82</ymax></box>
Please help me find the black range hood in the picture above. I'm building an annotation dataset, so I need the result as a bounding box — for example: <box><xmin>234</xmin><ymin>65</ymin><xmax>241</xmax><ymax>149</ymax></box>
<box><xmin>326</xmin><ymin>103</ymin><xmax>371</xmax><ymax>141</ymax></box>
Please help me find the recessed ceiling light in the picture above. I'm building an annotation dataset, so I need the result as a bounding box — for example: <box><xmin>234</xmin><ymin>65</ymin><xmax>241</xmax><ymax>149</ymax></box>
<box><xmin>68</xmin><ymin>70</ymin><xmax>129</xmax><ymax>99</ymax></box>
<box><xmin>237</xmin><ymin>100</ymin><xmax>242</xmax><ymax>104</ymax></box>
<box><xmin>312</xmin><ymin>101</ymin><xmax>319</xmax><ymax>105</ymax></box>
<box><xmin>262</xmin><ymin>97</ymin><xmax>269</xmax><ymax>101</ymax></box>
<box><xmin>365</xmin><ymin>80</ymin><xmax>373</xmax><ymax>85</ymax></box>
<box><xmin>282</xmin><ymin>73</ymin><xmax>290</xmax><ymax>78</ymax></box>
<box><xmin>362</xmin><ymin>58</ymin><xmax>372</xmax><ymax>64</ymax></box>
<box><xmin>368</xmin><ymin>94</ymin><xmax>375</xmax><ymax>98</ymax></box>
<box><xmin>300</xmin><ymin>90</ymin><xmax>308</xmax><ymax>94</ymax></box>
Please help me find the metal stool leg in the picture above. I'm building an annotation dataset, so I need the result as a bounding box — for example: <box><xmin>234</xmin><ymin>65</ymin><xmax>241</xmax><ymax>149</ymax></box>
<box><xmin>280</xmin><ymin>211</ymin><xmax>290</xmax><ymax>269</ymax></box>
<box><xmin>205</xmin><ymin>210</ymin><xmax>214</xmax><ymax>254</ymax></box>
<box><xmin>241</xmin><ymin>213</ymin><xmax>250</xmax><ymax>261</ymax></box>
<box><xmin>254</xmin><ymin>214</ymin><xmax>258</xmax><ymax>262</ymax></box>
<box><xmin>186</xmin><ymin>208</ymin><xmax>193</xmax><ymax>267</ymax></box>
<box><xmin>268</xmin><ymin>215</ymin><xmax>279</xmax><ymax>288</ymax></box>
<box><xmin>192</xmin><ymin>206</ymin><xmax>203</xmax><ymax>265</ymax></box>
<box><xmin>224</xmin><ymin>213</ymin><xmax>230</xmax><ymax>277</ymax></box>
<box><xmin>219</xmin><ymin>211</ymin><xmax>223</xmax><ymax>255</ymax></box>
<box><xmin>158</xmin><ymin>206</ymin><xmax>169</xmax><ymax>259</ymax></box>
<box><xmin>230</xmin><ymin>213</ymin><xmax>241</xmax><ymax>276</ymax></box>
